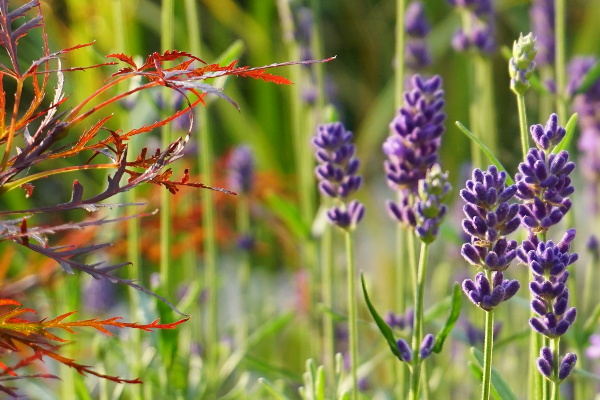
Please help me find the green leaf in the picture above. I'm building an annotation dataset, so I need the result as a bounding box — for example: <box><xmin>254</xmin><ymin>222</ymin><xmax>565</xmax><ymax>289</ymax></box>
<box><xmin>551</xmin><ymin>113</ymin><xmax>578</xmax><ymax>154</ymax></box>
<box><xmin>471</xmin><ymin>347</ymin><xmax>519</xmax><ymax>400</ymax></box>
<box><xmin>433</xmin><ymin>282</ymin><xmax>462</xmax><ymax>353</ymax></box>
<box><xmin>360</xmin><ymin>274</ymin><xmax>402</xmax><ymax>361</ymax></box>
<box><xmin>259</xmin><ymin>378</ymin><xmax>292</xmax><ymax>400</ymax></box>
<box><xmin>583</xmin><ymin>302</ymin><xmax>600</xmax><ymax>337</ymax></box>
<box><xmin>573</xmin><ymin>368</ymin><xmax>600</xmax><ymax>382</ymax></box>
<box><xmin>265</xmin><ymin>191</ymin><xmax>311</xmax><ymax>240</ymax></box>
<box><xmin>575</xmin><ymin>61</ymin><xmax>600</xmax><ymax>95</ymax></box>
<box><xmin>455</xmin><ymin>121</ymin><xmax>514</xmax><ymax>185</ymax></box>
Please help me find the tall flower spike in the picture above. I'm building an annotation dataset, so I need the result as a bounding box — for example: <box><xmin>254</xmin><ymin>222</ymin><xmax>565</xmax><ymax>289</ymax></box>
<box><xmin>314</xmin><ymin>122</ymin><xmax>365</xmax><ymax>230</ymax></box>
<box><xmin>227</xmin><ymin>145</ymin><xmax>255</xmax><ymax>195</ymax></box>
<box><xmin>405</xmin><ymin>1</ymin><xmax>431</xmax><ymax>71</ymax></box>
<box><xmin>460</xmin><ymin>166</ymin><xmax>520</xmax><ymax>310</ymax></box>
<box><xmin>509</xmin><ymin>33</ymin><xmax>538</xmax><ymax>95</ymax></box>
<box><xmin>384</xmin><ymin>74</ymin><xmax>446</xmax><ymax>226</ymax></box>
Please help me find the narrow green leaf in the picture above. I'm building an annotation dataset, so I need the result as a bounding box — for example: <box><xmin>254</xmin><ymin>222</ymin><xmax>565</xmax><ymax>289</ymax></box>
<box><xmin>575</xmin><ymin>61</ymin><xmax>600</xmax><ymax>94</ymax></box>
<box><xmin>432</xmin><ymin>282</ymin><xmax>462</xmax><ymax>353</ymax></box>
<box><xmin>455</xmin><ymin>121</ymin><xmax>514</xmax><ymax>185</ymax></box>
<box><xmin>259</xmin><ymin>378</ymin><xmax>292</xmax><ymax>400</ymax></box>
<box><xmin>573</xmin><ymin>368</ymin><xmax>600</xmax><ymax>382</ymax></box>
<box><xmin>494</xmin><ymin>328</ymin><xmax>530</xmax><ymax>348</ymax></box>
<box><xmin>471</xmin><ymin>347</ymin><xmax>519</xmax><ymax>400</ymax></box>
<box><xmin>360</xmin><ymin>273</ymin><xmax>402</xmax><ymax>360</ymax></box>
<box><xmin>552</xmin><ymin>113</ymin><xmax>578</xmax><ymax>154</ymax></box>
<box><xmin>265</xmin><ymin>191</ymin><xmax>311</xmax><ymax>240</ymax></box>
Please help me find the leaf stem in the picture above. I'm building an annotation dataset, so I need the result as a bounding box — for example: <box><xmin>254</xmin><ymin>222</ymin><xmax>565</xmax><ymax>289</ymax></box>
<box><xmin>555</xmin><ymin>0</ymin><xmax>567</xmax><ymax>122</ymax></box>
<box><xmin>345</xmin><ymin>230</ymin><xmax>359</xmax><ymax>400</ymax></box>
<box><xmin>516</xmin><ymin>92</ymin><xmax>530</xmax><ymax>160</ymax></box>
<box><xmin>551</xmin><ymin>338</ymin><xmax>561</xmax><ymax>400</ymax></box>
<box><xmin>481</xmin><ymin>301</ymin><xmax>494</xmax><ymax>400</ymax></box>
<box><xmin>409</xmin><ymin>241</ymin><xmax>429</xmax><ymax>400</ymax></box>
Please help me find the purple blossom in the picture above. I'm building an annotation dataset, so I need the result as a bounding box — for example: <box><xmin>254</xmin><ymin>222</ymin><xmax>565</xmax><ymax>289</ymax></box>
<box><xmin>314</xmin><ymin>122</ymin><xmax>364</xmax><ymax>230</ymax></box>
<box><xmin>530</xmin><ymin>0</ymin><xmax>555</xmax><ymax>67</ymax></box>
<box><xmin>384</xmin><ymin>75</ymin><xmax>446</xmax><ymax>227</ymax></box>
<box><xmin>460</xmin><ymin>166</ymin><xmax>520</xmax><ymax>310</ymax></box>
<box><xmin>515</xmin><ymin>114</ymin><xmax>574</xmax><ymax>234</ymax></box>
<box><xmin>227</xmin><ymin>145</ymin><xmax>255</xmax><ymax>194</ymax></box>
<box><xmin>405</xmin><ymin>1</ymin><xmax>431</xmax><ymax>70</ymax></box>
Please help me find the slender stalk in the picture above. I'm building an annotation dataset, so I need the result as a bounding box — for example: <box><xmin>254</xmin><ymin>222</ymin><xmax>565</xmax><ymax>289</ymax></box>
<box><xmin>476</xmin><ymin>56</ymin><xmax>498</xmax><ymax>156</ymax></box>
<box><xmin>481</xmin><ymin>307</ymin><xmax>494</xmax><ymax>400</ymax></box>
<box><xmin>394</xmin><ymin>0</ymin><xmax>407</xmax><ymax>395</ymax></box>
<box><xmin>554</xmin><ymin>0</ymin><xmax>567</xmax><ymax>122</ymax></box>
<box><xmin>516</xmin><ymin>93</ymin><xmax>530</xmax><ymax>159</ymax></box>
<box><xmin>395</xmin><ymin>0</ymin><xmax>406</xmax><ymax>107</ymax></box>
<box><xmin>551</xmin><ymin>338</ymin><xmax>560</xmax><ymax>400</ymax></box>
<box><xmin>321</xmin><ymin>202</ymin><xmax>335</xmax><ymax>385</ymax></box>
<box><xmin>345</xmin><ymin>230</ymin><xmax>359</xmax><ymax>400</ymax></box>
<box><xmin>236</xmin><ymin>193</ymin><xmax>251</xmax><ymax>342</ymax></box>
<box><xmin>159</xmin><ymin>0</ymin><xmax>174</xmax><ymax>293</ymax></box>
<box><xmin>409</xmin><ymin>241</ymin><xmax>429</xmax><ymax>400</ymax></box>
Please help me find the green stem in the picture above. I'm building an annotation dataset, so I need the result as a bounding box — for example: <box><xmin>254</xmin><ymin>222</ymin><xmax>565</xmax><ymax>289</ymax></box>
<box><xmin>409</xmin><ymin>241</ymin><xmax>429</xmax><ymax>400</ymax></box>
<box><xmin>481</xmin><ymin>307</ymin><xmax>494</xmax><ymax>400</ymax></box>
<box><xmin>345</xmin><ymin>230</ymin><xmax>359</xmax><ymax>400</ymax></box>
<box><xmin>516</xmin><ymin>93</ymin><xmax>530</xmax><ymax>159</ymax></box>
<box><xmin>555</xmin><ymin>0</ymin><xmax>567</xmax><ymax>122</ymax></box>
<box><xmin>159</xmin><ymin>0</ymin><xmax>174</xmax><ymax>294</ymax></box>
<box><xmin>395</xmin><ymin>223</ymin><xmax>407</xmax><ymax>398</ymax></box>
<box><xmin>395</xmin><ymin>0</ymin><xmax>406</xmax><ymax>107</ymax></box>
<box><xmin>321</xmin><ymin>202</ymin><xmax>335</xmax><ymax>386</ymax></box>
<box><xmin>476</xmin><ymin>56</ymin><xmax>498</xmax><ymax>157</ymax></box>
<box><xmin>236</xmin><ymin>193</ymin><xmax>252</xmax><ymax>342</ymax></box>
<box><xmin>551</xmin><ymin>338</ymin><xmax>560</xmax><ymax>400</ymax></box>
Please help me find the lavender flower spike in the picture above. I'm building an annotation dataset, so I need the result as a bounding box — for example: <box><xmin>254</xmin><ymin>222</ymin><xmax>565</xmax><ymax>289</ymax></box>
<box><xmin>313</xmin><ymin>122</ymin><xmax>365</xmax><ymax>230</ymax></box>
<box><xmin>227</xmin><ymin>145</ymin><xmax>255</xmax><ymax>195</ymax></box>
<box><xmin>414</xmin><ymin>164</ymin><xmax>451</xmax><ymax>244</ymax></box>
<box><xmin>509</xmin><ymin>33</ymin><xmax>537</xmax><ymax>95</ymax></box>
<box><xmin>384</xmin><ymin>74</ymin><xmax>446</xmax><ymax>227</ymax></box>
<box><xmin>405</xmin><ymin>1</ymin><xmax>431</xmax><ymax>70</ymax></box>
<box><xmin>460</xmin><ymin>165</ymin><xmax>520</xmax><ymax>311</ymax></box>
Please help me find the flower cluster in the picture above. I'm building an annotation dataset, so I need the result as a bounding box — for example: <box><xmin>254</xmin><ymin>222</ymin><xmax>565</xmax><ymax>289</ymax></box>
<box><xmin>448</xmin><ymin>0</ymin><xmax>496</xmax><ymax>54</ymax></box>
<box><xmin>460</xmin><ymin>166</ymin><xmax>521</xmax><ymax>310</ymax></box>
<box><xmin>405</xmin><ymin>1</ymin><xmax>431</xmax><ymax>71</ymax></box>
<box><xmin>515</xmin><ymin>114</ymin><xmax>575</xmax><ymax>234</ymax></box>
<box><xmin>384</xmin><ymin>74</ymin><xmax>445</xmax><ymax>226</ymax></box>
<box><xmin>537</xmin><ymin>347</ymin><xmax>577</xmax><ymax>382</ymax></box>
<box><xmin>518</xmin><ymin>230</ymin><xmax>578</xmax><ymax>338</ymax></box>
<box><xmin>413</xmin><ymin>164</ymin><xmax>451</xmax><ymax>243</ymax></box>
<box><xmin>396</xmin><ymin>333</ymin><xmax>435</xmax><ymax>363</ymax></box>
<box><xmin>313</xmin><ymin>122</ymin><xmax>365</xmax><ymax>230</ymax></box>
<box><xmin>530</xmin><ymin>0</ymin><xmax>555</xmax><ymax>67</ymax></box>
<box><xmin>509</xmin><ymin>33</ymin><xmax>538</xmax><ymax>95</ymax></box>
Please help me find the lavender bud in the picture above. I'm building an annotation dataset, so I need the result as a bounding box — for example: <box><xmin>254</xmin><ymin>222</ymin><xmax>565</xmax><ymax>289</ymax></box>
<box><xmin>397</xmin><ymin>338</ymin><xmax>413</xmax><ymax>362</ymax></box>
<box><xmin>509</xmin><ymin>33</ymin><xmax>537</xmax><ymax>95</ymax></box>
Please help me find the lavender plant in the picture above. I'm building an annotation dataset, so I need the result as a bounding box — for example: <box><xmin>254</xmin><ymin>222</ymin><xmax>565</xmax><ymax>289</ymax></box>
<box><xmin>515</xmin><ymin>114</ymin><xmax>578</xmax><ymax>400</ymax></box>
<box><xmin>405</xmin><ymin>1</ymin><xmax>431</xmax><ymax>72</ymax></box>
<box><xmin>313</xmin><ymin>122</ymin><xmax>364</xmax><ymax>399</ymax></box>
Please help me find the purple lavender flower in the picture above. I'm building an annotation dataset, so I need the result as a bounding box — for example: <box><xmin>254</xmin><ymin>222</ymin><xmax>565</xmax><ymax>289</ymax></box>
<box><xmin>227</xmin><ymin>145</ymin><xmax>255</xmax><ymax>195</ymax></box>
<box><xmin>385</xmin><ymin>308</ymin><xmax>414</xmax><ymax>330</ymax></box>
<box><xmin>395</xmin><ymin>333</ymin><xmax>436</xmax><ymax>363</ymax></box>
<box><xmin>405</xmin><ymin>1</ymin><xmax>431</xmax><ymax>70</ymax></box>
<box><xmin>314</xmin><ymin>122</ymin><xmax>365</xmax><ymax>230</ymax></box>
<box><xmin>448</xmin><ymin>0</ymin><xmax>496</xmax><ymax>54</ymax></box>
<box><xmin>460</xmin><ymin>166</ymin><xmax>520</xmax><ymax>310</ymax></box>
<box><xmin>530</xmin><ymin>0</ymin><xmax>555</xmax><ymax>67</ymax></box>
<box><xmin>384</xmin><ymin>74</ymin><xmax>445</xmax><ymax>227</ymax></box>
<box><xmin>515</xmin><ymin>114</ymin><xmax>574</xmax><ymax>234</ymax></box>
